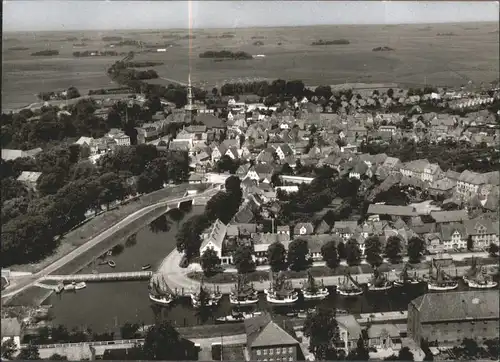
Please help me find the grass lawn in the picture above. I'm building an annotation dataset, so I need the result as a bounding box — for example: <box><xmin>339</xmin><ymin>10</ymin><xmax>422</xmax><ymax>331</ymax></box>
<box><xmin>222</xmin><ymin>344</ymin><xmax>246</xmax><ymax>361</ymax></box>
<box><xmin>178</xmin><ymin>323</ymin><xmax>245</xmax><ymax>339</ymax></box>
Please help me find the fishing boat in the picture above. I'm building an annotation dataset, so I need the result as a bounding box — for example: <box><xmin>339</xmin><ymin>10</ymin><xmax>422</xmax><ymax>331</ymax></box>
<box><xmin>394</xmin><ymin>263</ymin><xmax>421</xmax><ymax>287</ymax></box>
<box><xmin>108</xmin><ymin>260</ymin><xmax>116</xmax><ymax>268</ymax></box>
<box><xmin>301</xmin><ymin>271</ymin><xmax>329</xmax><ymax>300</ymax></box>
<box><xmin>336</xmin><ymin>272</ymin><xmax>363</xmax><ymax>296</ymax></box>
<box><xmin>141</xmin><ymin>264</ymin><xmax>152</xmax><ymax>271</ymax></box>
<box><xmin>74</xmin><ymin>282</ymin><xmax>87</xmax><ymax>290</ymax></box>
<box><xmin>63</xmin><ymin>283</ymin><xmax>75</xmax><ymax>291</ymax></box>
<box><xmin>55</xmin><ymin>283</ymin><xmax>64</xmax><ymax>294</ymax></box>
<box><xmin>266</xmin><ymin>272</ymin><xmax>298</xmax><ymax>305</ymax></box>
<box><xmin>215</xmin><ymin>311</ymin><xmax>262</xmax><ymax>323</ymax></box>
<box><xmin>229</xmin><ymin>274</ymin><xmax>259</xmax><ymax>305</ymax></box>
<box><xmin>427</xmin><ymin>259</ymin><xmax>458</xmax><ymax>291</ymax></box>
<box><xmin>190</xmin><ymin>279</ymin><xmax>221</xmax><ymax>308</ymax></box>
<box><xmin>367</xmin><ymin>268</ymin><xmax>393</xmax><ymax>291</ymax></box>
<box><xmin>148</xmin><ymin>274</ymin><xmax>174</xmax><ymax>306</ymax></box>
<box><xmin>463</xmin><ymin>258</ymin><xmax>498</xmax><ymax>289</ymax></box>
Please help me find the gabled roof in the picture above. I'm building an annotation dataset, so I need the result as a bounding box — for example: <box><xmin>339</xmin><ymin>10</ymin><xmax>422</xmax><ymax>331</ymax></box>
<box><xmin>293</xmin><ymin>222</ymin><xmax>314</xmax><ymax>235</ymax></box>
<box><xmin>409</xmin><ymin>290</ymin><xmax>499</xmax><ymax>323</ymax></box>
<box><xmin>367</xmin><ymin>204</ymin><xmax>417</xmax><ymax>217</ymax></box>
<box><xmin>438</xmin><ymin>222</ymin><xmax>467</xmax><ymax>241</ymax></box>
<box><xmin>196</xmin><ymin>114</ymin><xmax>226</xmax><ymax>129</ymax></box>
<box><xmin>200</xmin><ymin>219</ymin><xmax>227</xmax><ymax>250</ymax></box>
<box><xmin>430</xmin><ymin>210</ymin><xmax>468</xmax><ymax>223</ymax></box>
<box><xmin>244</xmin><ymin>313</ymin><xmax>299</xmax><ymax>348</ymax></box>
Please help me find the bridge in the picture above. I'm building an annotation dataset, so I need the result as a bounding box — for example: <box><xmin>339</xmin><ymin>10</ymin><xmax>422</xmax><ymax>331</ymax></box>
<box><xmin>42</xmin><ymin>271</ymin><xmax>153</xmax><ymax>282</ymax></box>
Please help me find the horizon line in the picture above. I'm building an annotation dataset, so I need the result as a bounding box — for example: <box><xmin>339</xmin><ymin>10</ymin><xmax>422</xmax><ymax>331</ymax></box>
<box><xmin>3</xmin><ymin>20</ymin><xmax>498</xmax><ymax>34</ymax></box>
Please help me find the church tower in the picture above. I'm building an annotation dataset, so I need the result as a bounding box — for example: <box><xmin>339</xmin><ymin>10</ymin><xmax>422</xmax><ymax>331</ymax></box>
<box><xmin>184</xmin><ymin>73</ymin><xmax>198</xmax><ymax>122</ymax></box>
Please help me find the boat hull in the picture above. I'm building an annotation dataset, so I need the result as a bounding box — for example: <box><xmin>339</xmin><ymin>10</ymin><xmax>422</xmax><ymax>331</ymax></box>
<box><xmin>216</xmin><ymin>312</ymin><xmax>262</xmax><ymax>323</ymax></box>
<box><xmin>336</xmin><ymin>289</ymin><xmax>363</xmax><ymax>296</ymax></box>
<box><xmin>427</xmin><ymin>282</ymin><xmax>458</xmax><ymax>291</ymax></box>
<box><xmin>74</xmin><ymin>282</ymin><xmax>86</xmax><ymax>290</ymax></box>
<box><xmin>229</xmin><ymin>295</ymin><xmax>259</xmax><ymax>305</ymax></box>
<box><xmin>149</xmin><ymin>294</ymin><xmax>173</xmax><ymax>306</ymax></box>
<box><xmin>394</xmin><ymin>280</ymin><xmax>420</xmax><ymax>287</ymax></box>
<box><xmin>367</xmin><ymin>282</ymin><xmax>393</xmax><ymax>291</ymax></box>
<box><xmin>190</xmin><ymin>294</ymin><xmax>218</xmax><ymax>308</ymax></box>
<box><xmin>465</xmin><ymin>280</ymin><xmax>498</xmax><ymax>289</ymax></box>
<box><xmin>266</xmin><ymin>293</ymin><xmax>299</xmax><ymax>305</ymax></box>
<box><xmin>302</xmin><ymin>288</ymin><xmax>330</xmax><ymax>300</ymax></box>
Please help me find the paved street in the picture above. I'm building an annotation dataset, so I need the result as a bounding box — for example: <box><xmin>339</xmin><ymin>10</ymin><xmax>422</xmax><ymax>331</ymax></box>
<box><xmin>2</xmin><ymin>188</ymin><xmax>218</xmax><ymax>300</ymax></box>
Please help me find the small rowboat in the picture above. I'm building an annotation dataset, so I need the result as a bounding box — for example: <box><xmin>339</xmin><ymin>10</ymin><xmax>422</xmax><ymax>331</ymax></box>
<box><xmin>142</xmin><ymin>264</ymin><xmax>152</xmax><ymax>271</ymax></box>
<box><xmin>74</xmin><ymin>282</ymin><xmax>87</xmax><ymax>290</ymax></box>
<box><xmin>108</xmin><ymin>260</ymin><xmax>116</xmax><ymax>268</ymax></box>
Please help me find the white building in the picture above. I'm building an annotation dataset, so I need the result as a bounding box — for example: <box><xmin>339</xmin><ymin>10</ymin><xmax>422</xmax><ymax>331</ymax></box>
<box><xmin>199</xmin><ymin>219</ymin><xmax>227</xmax><ymax>261</ymax></box>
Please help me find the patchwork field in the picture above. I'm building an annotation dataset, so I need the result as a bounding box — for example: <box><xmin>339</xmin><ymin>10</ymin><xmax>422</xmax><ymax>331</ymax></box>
<box><xmin>2</xmin><ymin>22</ymin><xmax>498</xmax><ymax>110</ymax></box>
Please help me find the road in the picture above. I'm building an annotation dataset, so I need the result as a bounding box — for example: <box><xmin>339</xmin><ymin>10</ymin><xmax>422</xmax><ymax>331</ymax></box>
<box><xmin>161</xmin><ymin>249</ymin><xmax>498</xmax><ymax>294</ymax></box>
<box><xmin>2</xmin><ymin>187</ymin><xmax>218</xmax><ymax>300</ymax></box>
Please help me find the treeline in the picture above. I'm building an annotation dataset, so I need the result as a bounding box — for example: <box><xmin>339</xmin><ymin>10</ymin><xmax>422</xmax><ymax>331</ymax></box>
<box><xmin>125</xmin><ymin>61</ymin><xmax>164</xmax><ymax>68</ymax></box>
<box><xmin>176</xmin><ymin>176</ymin><xmax>243</xmax><ymax>260</ymax></box>
<box><xmin>311</xmin><ymin>39</ymin><xmax>350</xmax><ymax>45</ymax></box>
<box><xmin>207</xmin><ymin>34</ymin><xmax>235</xmax><ymax>39</ymax></box>
<box><xmin>88</xmin><ymin>87</ymin><xmax>134</xmax><ymax>95</ymax></box>
<box><xmin>111</xmin><ymin>39</ymin><xmax>142</xmax><ymax>47</ymax></box>
<box><xmin>220</xmin><ymin>79</ymin><xmax>313</xmax><ymax>99</ymax></box>
<box><xmin>73</xmin><ymin>50</ymin><xmax>119</xmax><ymax>57</ymax></box>
<box><xmin>37</xmin><ymin>87</ymin><xmax>81</xmax><ymax>101</ymax></box>
<box><xmin>102</xmin><ymin>36</ymin><xmax>123</xmax><ymax>42</ymax></box>
<box><xmin>199</xmin><ymin>50</ymin><xmax>253</xmax><ymax>60</ymax></box>
<box><xmin>372</xmin><ymin>46</ymin><xmax>395</xmax><ymax>52</ymax></box>
<box><xmin>1</xmin><ymin>143</ymin><xmax>190</xmax><ymax>267</ymax></box>
<box><xmin>31</xmin><ymin>50</ymin><xmax>59</xmax><ymax>56</ymax></box>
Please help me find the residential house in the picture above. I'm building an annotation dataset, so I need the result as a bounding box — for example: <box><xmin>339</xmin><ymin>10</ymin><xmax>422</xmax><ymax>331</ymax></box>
<box><xmin>199</xmin><ymin>219</ymin><xmax>228</xmax><ymax>262</ymax></box>
<box><xmin>332</xmin><ymin>221</ymin><xmax>358</xmax><ymax>241</ymax></box>
<box><xmin>379</xmin><ymin>125</ymin><xmax>397</xmax><ymax>134</ymax></box>
<box><xmin>407</xmin><ymin>291</ymin><xmax>499</xmax><ymax>345</ymax></box>
<box><xmin>336</xmin><ymin>315</ymin><xmax>363</xmax><ymax>353</ymax></box>
<box><xmin>211</xmin><ymin>144</ymin><xmax>228</xmax><ymax>162</ymax></box>
<box><xmin>1</xmin><ymin>318</ymin><xmax>22</xmax><ymax>350</ymax></box>
<box><xmin>136</xmin><ymin>126</ymin><xmax>159</xmax><ymax>144</ymax></box>
<box><xmin>244</xmin><ymin>313</ymin><xmax>302</xmax><ymax>361</ymax></box>
<box><xmin>1</xmin><ymin>147</ymin><xmax>43</xmax><ymax>161</ymax></box>
<box><xmin>367</xmin><ymin>204</ymin><xmax>418</xmax><ymax>219</ymax></box>
<box><xmin>399</xmin><ymin>159</ymin><xmax>431</xmax><ymax>182</ymax></box>
<box><xmin>366</xmin><ymin>324</ymin><xmax>403</xmax><ymax>351</ymax></box>
<box><xmin>293</xmin><ymin>222</ymin><xmax>314</xmax><ymax>237</ymax></box>
<box><xmin>438</xmin><ymin>223</ymin><xmax>467</xmax><ymax>250</ymax></box>
<box><xmin>256</xmin><ymin>148</ymin><xmax>276</xmax><ymax>164</ymax></box>
<box><xmin>428</xmin><ymin>177</ymin><xmax>457</xmax><ymax>199</ymax></box>
<box><xmin>301</xmin><ymin>234</ymin><xmax>340</xmax><ymax>260</ymax></box>
<box><xmin>276</xmin><ymin>226</ymin><xmax>291</xmax><ymax>237</ymax></box>
<box><xmin>275</xmin><ymin>144</ymin><xmax>294</xmax><ymax>161</ymax></box>
<box><xmin>106</xmin><ymin>128</ymin><xmax>131</xmax><ymax>146</ymax></box>
<box><xmin>349</xmin><ymin>162</ymin><xmax>369</xmax><ymax>179</ymax></box>
<box><xmin>252</xmin><ymin>233</ymin><xmax>291</xmax><ymax>262</ymax></box>
<box><xmin>464</xmin><ymin>218</ymin><xmax>500</xmax><ymax>249</ymax></box>
<box><xmin>16</xmin><ymin>171</ymin><xmax>42</xmax><ymax>191</ymax></box>
<box><xmin>456</xmin><ymin>170</ymin><xmax>500</xmax><ymax>199</ymax></box>
<box><xmin>245</xmin><ymin>164</ymin><xmax>275</xmax><ymax>183</ymax></box>
<box><xmin>422</xmin><ymin>163</ymin><xmax>443</xmax><ymax>183</ymax></box>
<box><xmin>314</xmin><ymin>220</ymin><xmax>331</xmax><ymax>234</ymax></box>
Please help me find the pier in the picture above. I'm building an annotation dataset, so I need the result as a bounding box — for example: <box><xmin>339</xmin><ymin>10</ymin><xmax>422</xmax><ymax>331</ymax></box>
<box><xmin>42</xmin><ymin>271</ymin><xmax>153</xmax><ymax>282</ymax></box>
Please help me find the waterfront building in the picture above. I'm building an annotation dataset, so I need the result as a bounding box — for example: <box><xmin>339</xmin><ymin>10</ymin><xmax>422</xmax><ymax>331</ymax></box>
<box><xmin>244</xmin><ymin>313</ymin><xmax>303</xmax><ymax>361</ymax></box>
<box><xmin>407</xmin><ymin>290</ymin><xmax>500</xmax><ymax>346</ymax></box>
<box><xmin>1</xmin><ymin>318</ymin><xmax>23</xmax><ymax>350</ymax></box>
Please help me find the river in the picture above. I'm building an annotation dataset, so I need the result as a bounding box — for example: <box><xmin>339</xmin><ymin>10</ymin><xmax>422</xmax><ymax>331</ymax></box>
<box><xmin>46</xmin><ymin>208</ymin><xmax>496</xmax><ymax>334</ymax></box>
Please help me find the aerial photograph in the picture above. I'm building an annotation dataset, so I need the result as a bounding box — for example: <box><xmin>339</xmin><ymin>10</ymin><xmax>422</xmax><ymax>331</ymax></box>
<box><xmin>1</xmin><ymin>0</ymin><xmax>499</xmax><ymax>360</ymax></box>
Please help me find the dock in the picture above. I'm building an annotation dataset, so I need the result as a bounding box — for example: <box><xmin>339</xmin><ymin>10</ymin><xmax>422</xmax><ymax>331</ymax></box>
<box><xmin>42</xmin><ymin>271</ymin><xmax>153</xmax><ymax>282</ymax></box>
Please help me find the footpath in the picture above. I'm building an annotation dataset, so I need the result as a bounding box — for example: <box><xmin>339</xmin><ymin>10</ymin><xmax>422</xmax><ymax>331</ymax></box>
<box><xmin>160</xmin><ymin>249</ymin><xmax>497</xmax><ymax>294</ymax></box>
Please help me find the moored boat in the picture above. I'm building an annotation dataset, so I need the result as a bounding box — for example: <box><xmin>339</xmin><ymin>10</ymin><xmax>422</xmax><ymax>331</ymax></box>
<box><xmin>463</xmin><ymin>259</ymin><xmax>498</xmax><ymax>289</ymax></box>
<box><xmin>55</xmin><ymin>283</ymin><xmax>64</xmax><ymax>294</ymax></box>
<box><xmin>336</xmin><ymin>272</ymin><xmax>363</xmax><ymax>296</ymax></box>
<box><xmin>230</xmin><ymin>274</ymin><xmax>259</xmax><ymax>305</ymax></box>
<box><xmin>63</xmin><ymin>283</ymin><xmax>75</xmax><ymax>291</ymax></box>
<box><xmin>190</xmin><ymin>279</ymin><xmax>221</xmax><ymax>308</ymax></box>
<box><xmin>142</xmin><ymin>264</ymin><xmax>152</xmax><ymax>271</ymax></box>
<box><xmin>74</xmin><ymin>282</ymin><xmax>87</xmax><ymax>290</ymax></box>
<box><xmin>301</xmin><ymin>271</ymin><xmax>329</xmax><ymax>300</ymax></box>
<box><xmin>215</xmin><ymin>311</ymin><xmax>262</xmax><ymax>323</ymax></box>
<box><xmin>367</xmin><ymin>268</ymin><xmax>393</xmax><ymax>291</ymax></box>
<box><xmin>427</xmin><ymin>259</ymin><xmax>458</xmax><ymax>291</ymax></box>
<box><xmin>108</xmin><ymin>260</ymin><xmax>116</xmax><ymax>268</ymax></box>
<box><xmin>266</xmin><ymin>271</ymin><xmax>298</xmax><ymax>305</ymax></box>
<box><xmin>148</xmin><ymin>274</ymin><xmax>174</xmax><ymax>306</ymax></box>
<box><xmin>393</xmin><ymin>263</ymin><xmax>421</xmax><ymax>287</ymax></box>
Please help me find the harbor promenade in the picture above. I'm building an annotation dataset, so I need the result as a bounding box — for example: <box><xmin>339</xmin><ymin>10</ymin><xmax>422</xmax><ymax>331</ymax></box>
<box><xmin>161</xmin><ymin>250</ymin><xmax>498</xmax><ymax>295</ymax></box>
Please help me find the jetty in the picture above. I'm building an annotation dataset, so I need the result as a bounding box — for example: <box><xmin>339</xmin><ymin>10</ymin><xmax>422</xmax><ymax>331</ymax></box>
<box><xmin>42</xmin><ymin>271</ymin><xmax>152</xmax><ymax>282</ymax></box>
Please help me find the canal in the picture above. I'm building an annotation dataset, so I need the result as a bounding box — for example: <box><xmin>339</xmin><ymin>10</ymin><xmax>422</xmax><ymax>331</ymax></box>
<box><xmin>46</xmin><ymin>208</ymin><xmax>497</xmax><ymax>334</ymax></box>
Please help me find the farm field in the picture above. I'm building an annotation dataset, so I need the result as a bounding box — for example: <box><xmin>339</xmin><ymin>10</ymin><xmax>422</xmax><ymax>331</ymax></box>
<box><xmin>2</xmin><ymin>22</ymin><xmax>498</xmax><ymax>110</ymax></box>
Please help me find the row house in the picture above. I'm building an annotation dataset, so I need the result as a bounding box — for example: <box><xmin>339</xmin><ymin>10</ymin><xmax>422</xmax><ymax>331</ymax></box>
<box><xmin>106</xmin><ymin>128</ymin><xmax>131</xmax><ymax>146</ymax></box>
<box><xmin>438</xmin><ymin>223</ymin><xmax>467</xmax><ymax>250</ymax></box>
<box><xmin>456</xmin><ymin>170</ymin><xmax>500</xmax><ymax>199</ymax></box>
<box><xmin>463</xmin><ymin>218</ymin><xmax>500</xmax><ymax>249</ymax></box>
<box><xmin>399</xmin><ymin>159</ymin><xmax>442</xmax><ymax>183</ymax></box>
<box><xmin>252</xmin><ymin>233</ymin><xmax>291</xmax><ymax>263</ymax></box>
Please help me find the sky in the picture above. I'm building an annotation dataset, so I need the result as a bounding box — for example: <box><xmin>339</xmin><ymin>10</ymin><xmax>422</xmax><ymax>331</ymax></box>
<box><xmin>3</xmin><ymin>1</ymin><xmax>499</xmax><ymax>32</ymax></box>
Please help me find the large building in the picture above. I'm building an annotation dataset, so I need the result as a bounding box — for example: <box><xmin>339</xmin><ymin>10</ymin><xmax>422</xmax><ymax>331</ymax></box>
<box><xmin>244</xmin><ymin>313</ymin><xmax>302</xmax><ymax>361</ymax></box>
<box><xmin>407</xmin><ymin>290</ymin><xmax>499</xmax><ymax>346</ymax></box>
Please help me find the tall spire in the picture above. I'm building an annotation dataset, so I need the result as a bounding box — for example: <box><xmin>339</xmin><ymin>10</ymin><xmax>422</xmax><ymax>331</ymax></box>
<box><xmin>187</xmin><ymin>72</ymin><xmax>194</xmax><ymax>108</ymax></box>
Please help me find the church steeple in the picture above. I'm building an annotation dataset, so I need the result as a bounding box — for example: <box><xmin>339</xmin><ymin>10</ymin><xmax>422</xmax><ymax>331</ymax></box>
<box><xmin>184</xmin><ymin>72</ymin><xmax>198</xmax><ymax>122</ymax></box>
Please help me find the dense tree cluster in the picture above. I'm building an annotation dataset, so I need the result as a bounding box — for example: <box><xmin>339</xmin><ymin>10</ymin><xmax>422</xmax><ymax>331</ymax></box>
<box><xmin>199</xmin><ymin>50</ymin><xmax>253</xmax><ymax>60</ymax></box>
<box><xmin>303</xmin><ymin>307</ymin><xmax>345</xmax><ymax>360</ymax></box>
<box><xmin>311</xmin><ymin>39</ymin><xmax>350</xmax><ymax>45</ymax></box>
<box><xmin>361</xmin><ymin>139</ymin><xmax>499</xmax><ymax>173</ymax></box>
<box><xmin>72</xmin><ymin>50</ymin><xmax>119</xmax><ymax>57</ymax></box>
<box><xmin>31</xmin><ymin>50</ymin><xmax>59</xmax><ymax>56</ymax></box>
<box><xmin>1</xmin><ymin>144</ymin><xmax>189</xmax><ymax>266</ymax></box>
<box><xmin>37</xmin><ymin>87</ymin><xmax>81</xmax><ymax>101</ymax></box>
<box><xmin>176</xmin><ymin>176</ymin><xmax>243</xmax><ymax>261</ymax></box>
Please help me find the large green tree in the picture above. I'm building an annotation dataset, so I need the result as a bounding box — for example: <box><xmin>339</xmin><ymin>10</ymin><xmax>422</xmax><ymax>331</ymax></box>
<box><xmin>385</xmin><ymin>236</ymin><xmax>403</xmax><ymax>264</ymax></box>
<box><xmin>267</xmin><ymin>242</ymin><xmax>287</xmax><ymax>272</ymax></box>
<box><xmin>287</xmin><ymin>238</ymin><xmax>310</xmax><ymax>271</ymax></box>
<box><xmin>233</xmin><ymin>245</ymin><xmax>255</xmax><ymax>274</ymax></box>
<box><xmin>407</xmin><ymin>236</ymin><xmax>426</xmax><ymax>263</ymax></box>
<box><xmin>142</xmin><ymin>321</ymin><xmax>195</xmax><ymax>360</ymax></box>
<box><xmin>200</xmin><ymin>248</ymin><xmax>221</xmax><ymax>276</ymax></box>
<box><xmin>321</xmin><ymin>240</ymin><xmax>340</xmax><ymax>269</ymax></box>
<box><xmin>345</xmin><ymin>238</ymin><xmax>362</xmax><ymax>266</ymax></box>
<box><xmin>364</xmin><ymin>236</ymin><xmax>383</xmax><ymax>267</ymax></box>
<box><xmin>303</xmin><ymin>308</ymin><xmax>345</xmax><ymax>360</ymax></box>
